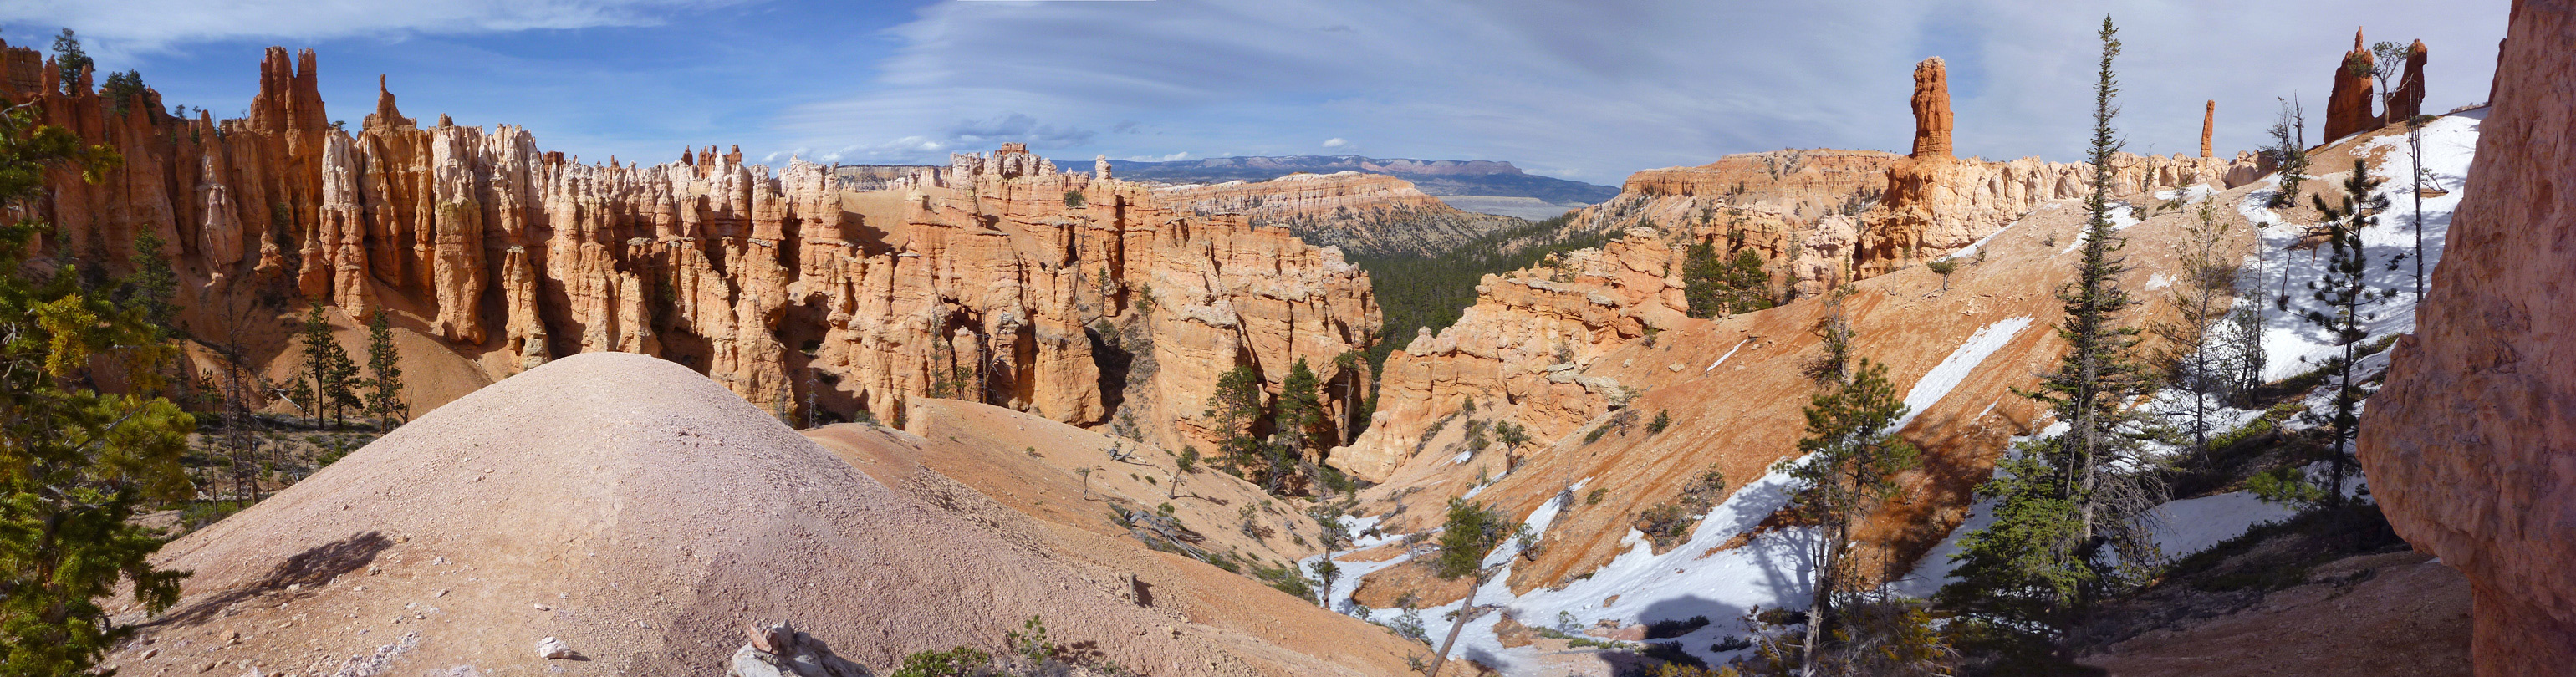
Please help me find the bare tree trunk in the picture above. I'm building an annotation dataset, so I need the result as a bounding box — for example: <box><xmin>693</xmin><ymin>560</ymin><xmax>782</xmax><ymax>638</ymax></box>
<box><xmin>1426</xmin><ymin>574</ymin><xmax>1482</xmax><ymax>677</ymax></box>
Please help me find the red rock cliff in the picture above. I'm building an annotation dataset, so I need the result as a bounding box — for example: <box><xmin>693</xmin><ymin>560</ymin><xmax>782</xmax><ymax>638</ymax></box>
<box><xmin>2358</xmin><ymin>2</ymin><xmax>2576</xmax><ymax>674</ymax></box>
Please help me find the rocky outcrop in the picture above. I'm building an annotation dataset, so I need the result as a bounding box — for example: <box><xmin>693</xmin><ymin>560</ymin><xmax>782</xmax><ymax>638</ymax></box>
<box><xmin>2324</xmin><ymin>28</ymin><xmax>2380</xmax><ymax>141</ymax></box>
<box><xmin>14</xmin><ymin>44</ymin><xmax>1378</xmax><ymax>456</ymax></box>
<box><xmin>1911</xmin><ymin>57</ymin><xmax>1954</xmax><ymax>159</ymax></box>
<box><xmin>1855</xmin><ymin>56</ymin><xmax>2258</xmax><ymax>278</ymax></box>
<box><xmin>2358</xmin><ymin>2</ymin><xmax>2576</xmax><ymax>674</ymax></box>
<box><xmin>1155</xmin><ymin>171</ymin><xmax>1520</xmax><ymax>255</ymax></box>
<box><xmin>1337</xmin><ymin>53</ymin><xmax>2261</xmax><ymax>483</ymax></box>
<box><xmin>1334</xmin><ymin>227</ymin><xmax>1682</xmax><ymax>480</ymax></box>
<box><xmin>729</xmin><ymin>622</ymin><xmax>870</xmax><ymax>677</ymax></box>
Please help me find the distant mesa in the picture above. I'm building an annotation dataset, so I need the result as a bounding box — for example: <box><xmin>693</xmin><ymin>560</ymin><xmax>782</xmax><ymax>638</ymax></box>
<box><xmin>1098</xmin><ymin>154</ymin><xmax>1620</xmax><ymax>218</ymax></box>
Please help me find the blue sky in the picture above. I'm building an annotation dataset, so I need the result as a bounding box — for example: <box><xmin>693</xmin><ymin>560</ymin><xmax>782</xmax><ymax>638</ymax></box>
<box><xmin>8</xmin><ymin>0</ymin><xmax>2512</xmax><ymax>183</ymax></box>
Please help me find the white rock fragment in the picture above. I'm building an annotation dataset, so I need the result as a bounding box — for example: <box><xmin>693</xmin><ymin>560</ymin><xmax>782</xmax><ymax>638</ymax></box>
<box><xmin>536</xmin><ymin>637</ymin><xmax>573</xmax><ymax>659</ymax></box>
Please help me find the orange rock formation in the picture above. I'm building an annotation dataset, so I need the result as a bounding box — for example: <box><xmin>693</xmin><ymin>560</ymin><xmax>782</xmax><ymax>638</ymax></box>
<box><xmin>2324</xmin><ymin>28</ymin><xmax>2381</xmax><ymax>140</ymax></box>
<box><xmin>1911</xmin><ymin>57</ymin><xmax>1954</xmax><ymax>159</ymax></box>
<box><xmin>10</xmin><ymin>43</ymin><xmax>1379</xmax><ymax>456</ymax></box>
<box><xmin>2389</xmin><ymin>39</ymin><xmax>2431</xmax><ymax>122</ymax></box>
<box><xmin>2203</xmin><ymin>99</ymin><xmax>2217</xmax><ymax>158</ymax></box>
<box><xmin>2359</xmin><ymin>2</ymin><xmax>2576</xmax><ymax>674</ymax></box>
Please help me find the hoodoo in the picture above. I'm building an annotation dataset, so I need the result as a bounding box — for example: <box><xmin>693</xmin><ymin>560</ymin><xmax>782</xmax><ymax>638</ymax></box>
<box><xmin>2202</xmin><ymin>99</ymin><xmax>2216</xmax><ymax>158</ymax></box>
<box><xmin>1910</xmin><ymin>56</ymin><xmax>1954</xmax><ymax>159</ymax></box>
<box><xmin>2324</xmin><ymin>28</ymin><xmax>2380</xmax><ymax>140</ymax></box>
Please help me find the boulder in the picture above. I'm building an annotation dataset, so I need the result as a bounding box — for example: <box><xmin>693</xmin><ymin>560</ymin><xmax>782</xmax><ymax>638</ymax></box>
<box><xmin>727</xmin><ymin>621</ymin><xmax>871</xmax><ymax>677</ymax></box>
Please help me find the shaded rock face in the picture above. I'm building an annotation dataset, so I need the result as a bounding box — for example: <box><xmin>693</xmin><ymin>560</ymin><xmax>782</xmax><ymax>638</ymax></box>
<box><xmin>13</xmin><ymin>43</ymin><xmax>1378</xmax><ymax>454</ymax></box>
<box><xmin>1911</xmin><ymin>57</ymin><xmax>1953</xmax><ymax>159</ymax></box>
<box><xmin>2389</xmin><ymin>40</ymin><xmax>2431</xmax><ymax>123</ymax></box>
<box><xmin>2325</xmin><ymin>28</ymin><xmax>2381</xmax><ymax>140</ymax></box>
<box><xmin>2358</xmin><ymin>2</ymin><xmax>2576</xmax><ymax>674</ymax></box>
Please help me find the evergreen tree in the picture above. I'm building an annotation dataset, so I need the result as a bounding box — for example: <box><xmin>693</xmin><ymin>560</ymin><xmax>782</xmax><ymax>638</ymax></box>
<box><xmin>1425</xmin><ymin>499</ymin><xmax>1512</xmax><ymax>677</ymax></box>
<box><xmin>1681</xmin><ymin>240</ymin><xmax>1726</xmax><ymax>318</ymax></box>
<box><xmin>1941</xmin><ymin>17</ymin><xmax>2164</xmax><ymax>652</ymax></box>
<box><xmin>1784</xmin><ymin>347</ymin><xmax>1920</xmax><ymax>674</ymax></box>
<box><xmin>51</xmin><ymin>29</ymin><xmax>93</xmax><ymax>96</ymax></box>
<box><xmin>364</xmin><ymin>311</ymin><xmax>406</xmax><ymax>426</ymax></box>
<box><xmin>1275</xmin><ymin>358</ymin><xmax>1324</xmax><ymax>453</ymax></box>
<box><xmin>1723</xmin><ymin>248</ymin><xmax>1775</xmax><ymax>313</ymax></box>
<box><xmin>0</xmin><ymin>88</ymin><xmax>194</xmax><ymax>675</ymax></box>
<box><xmin>297</xmin><ymin>303</ymin><xmax>360</xmax><ymax>428</ymax></box>
<box><xmin>1205</xmin><ymin>364</ymin><xmax>1268</xmax><ymax>482</ymax></box>
<box><xmin>2303</xmin><ymin>159</ymin><xmax>2391</xmax><ymax>503</ymax></box>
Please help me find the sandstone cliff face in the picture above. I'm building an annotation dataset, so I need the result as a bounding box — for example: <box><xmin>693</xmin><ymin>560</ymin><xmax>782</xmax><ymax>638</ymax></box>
<box><xmin>1333</xmin><ymin>227</ymin><xmax>1686</xmax><ymax>479</ymax></box>
<box><xmin>1334</xmin><ymin>59</ymin><xmax>2267</xmax><ymax>485</ymax></box>
<box><xmin>1155</xmin><ymin>171</ymin><xmax>1520</xmax><ymax>255</ymax></box>
<box><xmin>2358</xmin><ymin>2</ymin><xmax>2576</xmax><ymax>674</ymax></box>
<box><xmin>15</xmin><ymin>45</ymin><xmax>1379</xmax><ymax>456</ymax></box>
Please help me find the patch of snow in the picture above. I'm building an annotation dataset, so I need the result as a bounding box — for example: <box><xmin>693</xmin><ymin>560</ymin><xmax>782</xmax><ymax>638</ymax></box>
<box><xmin>1890</xmin><ymin>317</ymin><xmax>2034</xmax><ymax>432</ymax></box>
<box><xmin>2238</xmin><ymin>112</ymin><xmax>2478</xmax><ymax>381</ymax></box>
<box><xmin>1453</xmin><ymin>450</ymin><xmax>1474</xmax><ymax>465</ymax></box>
<box><xmin>2144</xmin><ymin>491</ymin><xmax>2299</xmax><ymax>559</ymax></box>
<box><xmin>2145</xmin><ymin>272</ymin><xmax>2173</xmax><ymax>290</ymax></box>
<box><xmin>1705</xmin><ymin>338</ymin><xmax>1752</xmax><ymax>373</ymax></box>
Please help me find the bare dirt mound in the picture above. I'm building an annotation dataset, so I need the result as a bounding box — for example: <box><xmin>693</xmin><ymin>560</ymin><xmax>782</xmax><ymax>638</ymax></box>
<box><xmin>107</xmin><ymin>352</ymin><xmax>1383</xmax><ymax>676</ymax></box>
<box><xmin>805</xmin><ymin>400</ymin><xmax>1425</xmax><ymax>675</ymax></box>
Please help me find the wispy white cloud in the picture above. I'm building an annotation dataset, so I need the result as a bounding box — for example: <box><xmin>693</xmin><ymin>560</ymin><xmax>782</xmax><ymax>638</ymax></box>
<box><xmin>5</xmin><ymin>0</ymin><xmax>747</xmax><ymax>60</ymax></box>
<box><xmin>13</xmin><ymin>0</ymin><xmax>2513</xmax><ymax>184</ymax></box>
<box><xmin>1321</xmin><ymin>137</ymin><xmax>1347</xmax><ymax>148</ymax></box>
<box><xmin>773</xmin><ymin>0</ymin><xmax>2509</xmax><ymax>181</ymax></box>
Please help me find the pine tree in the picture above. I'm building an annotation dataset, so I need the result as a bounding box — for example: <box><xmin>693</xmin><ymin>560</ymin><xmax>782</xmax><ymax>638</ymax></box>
<box><xmin>1681</xmin><ymin>240</ymin><xmax>1726</xmax><ymax>318</ymax></box>
<box><xmin>1784</xmin><ymin>347</ymin><xmax>1920</xmax><ymax>674</ymax></box>
<box><xmin>297</xmin><ymin>303</ymin><xmax>360</xmax><ymax>429</ymax></box>
<box><xmin>2303</xmin><ymin>159</ymin><xmax>2390</xmax><ymax>503</ymax></box>
<box><xmin>1425</xmin><ymin>499</ymin><xmax>1511</xmax><ymax>677</ymax></box>
<box><xmin>1205</xmin><ymin>364</ymin><xmax>1267</xmax><ymax>482</ymax></box>
<box><xmin>1275</xmin><ymin>358</ymin><xmax>1324</xmax><ymax>453</ymax></box>
<box><xmin>1941</xmin><ymin>17</ymin><xmax>2163</xmax><ymax>651</ymax></box>
<box><xmin>50</xmin><ymin>29</ymin><xmax>93</xmax><ymax>96</ymax></box>
<box><xmin>0</xmin><ymin>89</ymin><xmax>195</xmax><ymax>676</ymax></box>
<box><xmin>364</xmin><ymin>311</ymin><xmax>406</xmax><ymax>427</ymax></box>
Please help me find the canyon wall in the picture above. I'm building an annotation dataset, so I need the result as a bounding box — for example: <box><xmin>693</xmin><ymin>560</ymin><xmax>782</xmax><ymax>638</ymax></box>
<box><xmin>2358</xmin><ymin>1</ymin><xmax>2576</xmax><ymax>674</ymax></box>
<box><xmin>1155</xmin><ymin>171</ymin><xmax>1522</xmax><ymax>255</ymax></box>
<box><xmin>1332</xmin><ymin>53</ymin><xmax>2259</xmax><ymax>484</ymax></box>
<box><xmin>13</xmin><ymin>43</ymin><xmax>1379</xmax><ymax>454</ymax></box>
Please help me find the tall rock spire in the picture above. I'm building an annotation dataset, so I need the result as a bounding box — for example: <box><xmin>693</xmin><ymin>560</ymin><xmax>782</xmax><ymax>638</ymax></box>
<box><xmin>2202</xmin><ymin>99</ymin><xmax>2216</xmax><ymax>158</ymax></box>
<box><xmin>2324</xmin><ymin>27</ymin><xmax>2380</xmax><ymax>140</ymax></box>
<box><xmin>364</xmin><ymin>74</ymin><xmax>415</xmax><ymax>131</ymax></box>
<box><xmin>1910</xmin><ymin>57</ymin><xmax>1952</xmax><ymax>159</ymax></box>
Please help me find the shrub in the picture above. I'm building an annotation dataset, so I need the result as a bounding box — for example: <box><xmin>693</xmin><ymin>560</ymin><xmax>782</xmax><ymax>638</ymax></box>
<box><xmin>891</xmin><ymin>647</ymin><xmax>992</xmax><ymax>677</ymax></box>
<box><xmin>1586</xmin><ymin>487</ymin><xmax>1609</xmax><ymax>506</ymax></box>
<box><xmin>1647</xmin><ymin>410</ymin><xmax>1672</xmax><ymax>434</ymax></box>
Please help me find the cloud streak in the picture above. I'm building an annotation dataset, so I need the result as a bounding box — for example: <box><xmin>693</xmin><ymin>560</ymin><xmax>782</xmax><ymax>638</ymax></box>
<box><xmin>15</xmin><ymin>0</ymin><xmax>2514</xmax><ymax>183</ymax></box>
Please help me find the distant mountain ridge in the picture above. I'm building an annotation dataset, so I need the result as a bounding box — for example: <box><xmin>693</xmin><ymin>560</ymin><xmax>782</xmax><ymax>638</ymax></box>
<box><xmin>1090</xmin><ymin>155</ymin><xmax>1620</xmax><ymax>206</ymax></box>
